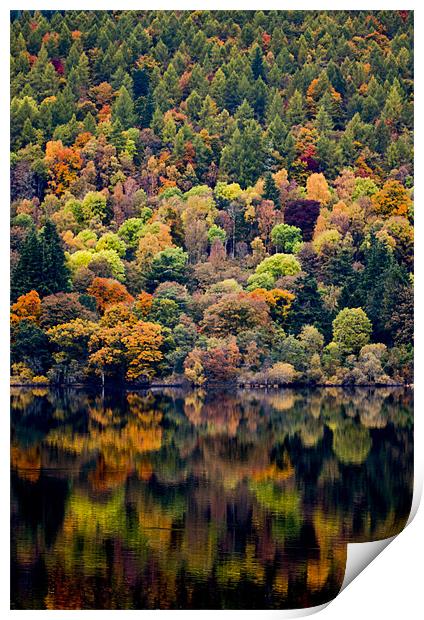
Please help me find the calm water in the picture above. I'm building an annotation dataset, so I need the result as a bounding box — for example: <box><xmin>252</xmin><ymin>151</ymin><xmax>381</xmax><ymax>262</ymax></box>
<box><xmin>11</xmin><ymin>387</ymin><xmax>413</xmax><ymax>610</ymax></box>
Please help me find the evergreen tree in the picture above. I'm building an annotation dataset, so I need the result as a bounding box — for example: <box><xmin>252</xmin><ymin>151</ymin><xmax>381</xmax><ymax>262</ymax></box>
<box><xmin>53</xmin><ymin>84</ymin><xmax>75</xmax><ymax>125</ymax></box>
<box><xmin>112</xmin><ymin>86</ymin><xmax>136</xmax><ymax>128</ymax></box>
<box><xmin>287</xmin><ymin>274</ymin><xmax>332</xmax><ymax>340</ymax></box>
<box><xmin>40</xmin><ymin>220</ymin><xmax>71</xmax><ymax>296</ymax></box>
<box><xmin>286</xmin><ymin>89</ymin><xmax>305</xmax><ymax>125</ymax></box>
<box><xmin>12</xmin><ymin>229</ymin><xmax>41</xmax><ymax>300</ymax></box>
<box><xmin>263</xmin><ymin>172</ymin><xmax>280</xmax><ymax>206</ymax></box>
<box><xmin>251</xmin><ymin>44</ymin><xmax>265</xmax><ymax>80</ymax></box>
<box><xmin>220</xmin><ymin>119</ymin><xmax>265</xmax><ymax>188</ymax></box>
<box><xmin>29</xmin><ymin>44</ymin><xmax>59</xmax><ymax>101</ymax></box>
<box><xmin>357</xmin><ymin>234</ymin><xmax>409</xmax><ymax>343</ymax></box>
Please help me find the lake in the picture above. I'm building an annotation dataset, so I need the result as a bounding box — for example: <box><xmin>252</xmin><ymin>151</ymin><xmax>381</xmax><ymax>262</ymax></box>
<box><xmin>11</xmin><ymin>386</ymin><xmax>413</xmax><ymax>610</ymax></box>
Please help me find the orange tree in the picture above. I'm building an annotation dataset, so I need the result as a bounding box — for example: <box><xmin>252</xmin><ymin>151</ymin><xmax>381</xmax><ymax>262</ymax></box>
<box><xmin>87</xmin><ymin>277</ymin><xmax>134</xmax><ymax>313</ymax></box>
<box><xmin>11</xmin><ymin>290</ymin><xmax>41</xmax><ymax>325</ymax></box>
<box><xmin>88</xmin><ymin>319</ymin><xmax>163</xmax><ymax>384</ymax></box>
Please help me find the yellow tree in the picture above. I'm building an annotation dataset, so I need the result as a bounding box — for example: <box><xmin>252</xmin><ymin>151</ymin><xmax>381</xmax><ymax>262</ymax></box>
<box><xmin>372</xmin><ymin>180</ymin><xmax>412</xmax><ymax>217</ymax></box>
<box><xmin>136</xmin><ymin>223</ymin><xmax>173</xmax><ymax>271</ymax></box>
<box><xmin>88</xmin><ymin>320</ymin><xmax>163</xmax><ymax>384</ymax></box>
<box><xmin>123</xmin><ymin>322</ymin><xmax>163</xmax><ymax>382</ymax></box>
<box><xmin>306</xmin><ymin>172</ymin><xmax>331</xmax><ymax>205</ymax></box>
<box><xmin>11</xmin><ymin>290</ymin><xmax>41</xmax><ymax>325</ymax></box>
<box><xmin>248</xmin><ymin>288</ymin><xmax>295</xmax><ymax>325</ymax></box>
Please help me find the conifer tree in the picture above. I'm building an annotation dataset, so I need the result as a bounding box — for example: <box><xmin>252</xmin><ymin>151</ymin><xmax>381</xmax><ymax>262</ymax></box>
<box><xmin>112</xmin><ymin>86</ymin><xmax>136</xmax><ymax>128</ymax></box>
<box><xmin>29</xmin><ymin>44</ymin><xmax>59</xmax><ymax>100</ymax></box>
<box><xmin>11</xmin><ymin>228</ymin><xmax>43</xmax><ymax>300</ymax></box>
<box><xmin>263</xmin><ymin>172</ymin><xmax>280</xmax><ymax>206</ymax></box>
<box><xmin>251</xmin><ymin>44</ymin><xmax>265</xmax><ymax>80</ymax></box>
<box><xmin>40</xmin><ymin>220</ymin><xmax>71</xmax><ymax>295</ymax></box>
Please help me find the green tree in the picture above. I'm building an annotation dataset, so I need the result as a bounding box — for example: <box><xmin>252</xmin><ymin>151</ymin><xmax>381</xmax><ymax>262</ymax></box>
<box><xmin>40</xmin><ymin>220</ymin><xmax>71</xmax><ymax>295</ymax></box>
<box><xmin>112</xmin><ymin>86</ymin><xmax>136</xmax><ymax>128</ymax></box>
<box><xmin>147</xmin><ymin>247</ymin><xmax>189</xmax><ymax>289</ymax></box>
<box><xmin>255</xmin><ymin>253</ymin><xmax>301</xmax><ymax>279</ymax></box>
<box><xmin>220</xmin><ymin>119</ymin><xmax>265</xmax><ymax>188</ymax></box>
<box><xmin>263</xmin><ymin>172</ymin><xmax>280</xmax><ymax>206</ymax></box>
<box><xmin>11</xmin><ymin>228</ymin><xmax>43</xmax><ymax>300</ymax></box>
<box><xmin>271</xmin><ymin>224</ymin><xmax>302</xmax><ymax>253</ymax></box>
<box><xmin>332</xmin><ymin>307</ymin><xmax>372</xmax><ymax>355</ymax></box>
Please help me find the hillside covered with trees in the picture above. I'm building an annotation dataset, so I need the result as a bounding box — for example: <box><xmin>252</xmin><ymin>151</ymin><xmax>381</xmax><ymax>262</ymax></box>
<box><xmin>10</xmin><ymin>10</ymin><xmax>414</xmax><ymax>387</ymax></box>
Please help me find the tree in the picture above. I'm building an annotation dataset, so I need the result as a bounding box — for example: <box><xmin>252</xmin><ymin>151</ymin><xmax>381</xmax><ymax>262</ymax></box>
<box><xmin>284</xmin><ymin>199</ymin><xmax>321</xmax><ymax>241</ymax></box>
<box><xmin>358</xmin><ymin>234</ymin><xmax>409</xmax><ymax>343</ymax></box>
<box><xmin>150</xmin><ymin>297</ymin><xmax>181</xmax><ymax>328</ymax></box>
<box><xmin>87</xmin><ymin>277</ymin><xmax>134</xmax><ymax>313</ymax></box>
<box><xmin>11</xmin><ymin>228</ymin><xmax>43</xmax><ymax>300</ymax></box>
<box><xmin>88</xmin><ymin>320</ymin><xmax>163</xmax><ymax>383</ymax></box>
<box><xmin>112</xmin><ymin>86</ymin><xmax>136</xmax><ymax>128</ymax></box>
<box><xmin>39</xmin><ymin>292</ymin><xmax>96</xmax><ymax>328</ymax></box>
<box><xmin>154</xmin><ymin>281</ymin><xmax>189</xmax><ymax>310</ymax></box>
<box><xmin>202</xmin><ymin>292</ymin><xmax>270</xmax><ymax>336</ymax></box>
<box><xmin>207</xmin><ymin>224</ymin><xmax>227</xmax><ymax>245</ymax></box>
<box><xmin>263</xmin><ymin>172</ymin><xmax>280</xmax><ymax>206</ymax></box>
<box><xmin>12</xmin><ymin>221</ymin><xmax>70</xmax><ymax>299</ymax></box>
<box><xmin>332</xmin><ymin>307</ymin><xmax>372</xmax><ymax>355</ymax></box>
<box><xmin>136</xmin><ymin>222</ymin><xmax>174</xmax><ymax>271</ymax></box>
<box><xmin>306</xmin><ymin>173</ymin><xmax>331</xmax><ymax>204</ymax></box>
<box><xmin>385</xmin><ymin>285</ymin><xmax>413</xmax><ymax>346</ymax></box>
<box><xmin>122</xmin><ymin>321</ymin><xmax>163</xmax><ymax>382</ymax></box>
<box><xmin>96</xmin><ymin>232</ymin><xmax>127</xmax><ymax>257</ymax></box>
<box><xmin>257</xmin><ymin>200</ymin><xmax>279</xmax><ymax>250</ymax></box>
<box><xmin>255</xmin><ymin>253</ymin><xmax>301</xmax><ymax>279</ymax></box>
<box><xmin>47</xmin><ymin>318</ymin><xmax>99</xmax><ymax>382</ymax></box>
<box><xmin>146</xmin><ymin>247</ymin><xmax>188</xmax><ymax>289</ymax></box>
<box><xmin>271</xmin><ymin>224</ymin><xmax>302</xmax><ymax>253</ymax></box>
<box><xmin>372</xmin><ymin>180</ymin><xmax>412</xmax><ymax>217</ymax></box>
<box><xmin>118</xmin><ymin>217</ymin><xmax>147</xmax><ymax>250</ymax></box>
<box><xmin>220</xmin><ymin>119</ymin><xmax>265</xmax><ymax>187</ymax></box>
<box><xmin>82</xmin><ymin>191</ymin><xmax>108</xmax><ymax>223</ymax></box>
<box><xmin>11</xmin><ymin>290</ymin><xmax>41</xmax><ymax>325</ymax></box>
<box><xmin>266</xmin><ymin>362</ymin><xmax>297</xmax><ymax>385</ymax></box>
<box><xmin>287</xmin><ymin>275</ymin><xmax>332</xmax><ymax>338</ymax></box>
<box><xmin>11</xmin><ymin>320</ymin><xmax>52</xmax><ymax>374</ymax></box>
<box><xmin>201</xmin><ymin>339</ymin><xmax>241</xmax><ymax>383</ymax></box>
<box><xmin>45</xmin><ymin>140</ymin><xmax>82</xmax><ymax>195</ymax></box>
<box><xmin>249</xmin><ymin>287</ymin><xmax>295</xmax><ymax>326</ymax></box>
<box><xmin>251</xmin><ymin>44</ymin><xmax>265</xmax><ymax>80</ymax></box>
<box><xmin>40</xmin><ymin>220</ymin><xmax>71</xmax><ymax>295</ymax></box>
<box><xmin>286</xmin><ymin>90</ymin><xmax>305</xmax><ymax>125</ymax></box>
<box><xmin>184</xmin><ymin>349</ymin><xmax>206</xmax><ymax>386</ymax></box>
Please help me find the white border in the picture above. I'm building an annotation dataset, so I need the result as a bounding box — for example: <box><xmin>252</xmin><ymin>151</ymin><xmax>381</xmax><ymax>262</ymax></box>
<box><xmin>1</xmin><ymin>2</ymin><xmax>422</xmax><ymax>618</ymax></box>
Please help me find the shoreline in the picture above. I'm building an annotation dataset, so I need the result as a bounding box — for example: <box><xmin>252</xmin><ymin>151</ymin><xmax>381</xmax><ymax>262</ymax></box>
<box><xmin>10</xmin><ymin>382</ymin><xmax>412</xmax><ymax>389</ymax></box>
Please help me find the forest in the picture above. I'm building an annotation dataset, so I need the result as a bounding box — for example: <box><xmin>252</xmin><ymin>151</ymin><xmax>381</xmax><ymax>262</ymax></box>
<box><xmin>10</xmin><ymin>10</ymin><xmax>414</xmax><ymax>387</ymax></box>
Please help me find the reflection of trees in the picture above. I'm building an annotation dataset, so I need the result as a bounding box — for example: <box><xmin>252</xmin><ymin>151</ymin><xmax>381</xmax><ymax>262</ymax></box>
<box><xmin>11</xmin><ymin>386</ymin><xmax>413</xmax><ymax>609</ymax></box>
<box><xmin>332</xmin><ymin>421</ymin><xmax>372</xmax><ymax>465</ymax></box>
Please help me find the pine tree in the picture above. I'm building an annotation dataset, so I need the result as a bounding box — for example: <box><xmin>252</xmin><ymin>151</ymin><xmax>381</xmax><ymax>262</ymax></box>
<box><xmin>263</xmin><ymin>172</ymin><xmax>280</xmax><ymax>206</ymax></box>
<box><xmin>210</xmin><ymin>68</ymin><xmax>226</xmax><ymax>109</ymax></box>
<box><xmin>53</xmin><ymin>84</ymin><xmax>75</xmax><ymax>125</ymax></box>
<box><xmin>287</xmin><ymin>274</ymin><xmax>332</xmax><ymax>340</ymax></box>
<box><xmin>29</xmin><ymin>44</ymin><xmax>59</xmax><ymax>101</ymax></box>
<box><xmin>40</xmin><ymin>220</ymin><xmax>71</xmax><ymax>295</ymax></box>
<box><xmin>251</xmin><ymin>45</ymin><xmax>265</xmax><ymax>80</ymax></box>
<box><xmin>11</xmin><ymin>228</ymin><xmax>43</xmax><ymax>300</ymax></box>
<box><xmin>357</xmin><ymin>234</ymin><xmax>409</xmax><ymax>343</ymax></box>
<box><xmin>220</xmin><ymin>119</ymin><xmax>265</xmax><ymax>188</ymax></box>
<box><xmin>286</xmin><ymin>90</ymin><xmax>305</xmax><ymax>126</ymax></box>
<box><xmin>112</xmin><ymin>86</ymin><xmax>136</xmax><ymax>129</ymax></box>
<box><xmin>251</xmin><ymin>77</ymin><xmax>268</xmax><ymax>122</ymax></box>
<box><xmin>83</xmin><ymin>112</ymin><xmax>97</xmax><ymax>134</ymax></box>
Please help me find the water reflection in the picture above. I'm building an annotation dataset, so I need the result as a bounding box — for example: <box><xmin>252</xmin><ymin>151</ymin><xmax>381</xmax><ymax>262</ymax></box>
<box><xmin>11</xmin><ymin>387</ymin><xmax>413</xmax><ymax>609</ymax></box>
